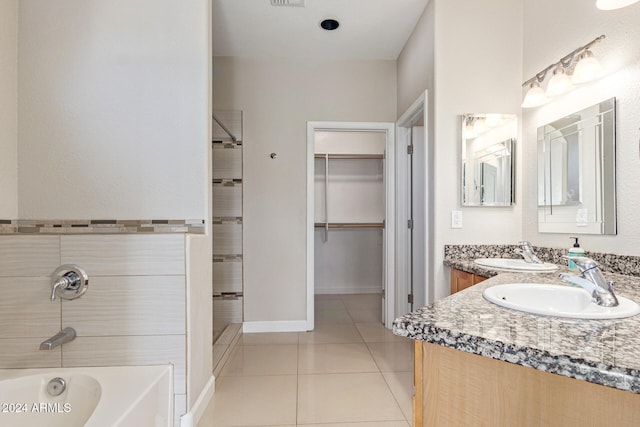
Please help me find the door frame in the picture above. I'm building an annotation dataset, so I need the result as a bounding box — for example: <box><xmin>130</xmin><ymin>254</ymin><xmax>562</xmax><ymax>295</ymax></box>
<box><xmin>306</xmin><ymin>121</ymin><xmax>396</xmax><ymax>330</ymax></box>
<box><xmin>396</xmin><ymin>91</ymin><xmax>431</xmax><ymax>315</ymax></box>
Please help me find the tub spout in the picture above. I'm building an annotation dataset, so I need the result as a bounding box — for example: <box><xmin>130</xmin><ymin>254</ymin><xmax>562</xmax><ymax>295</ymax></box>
<box><xmin>40</xmin><ymin>327</ymin><xmax>76</xmax><ymax>350</ymax></box>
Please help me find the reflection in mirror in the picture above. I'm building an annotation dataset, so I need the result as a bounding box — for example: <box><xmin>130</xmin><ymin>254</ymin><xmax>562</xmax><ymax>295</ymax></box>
<box><xmin>537</xmin><ymin>98</ymin><xmax>616</xmax><ymax>234</ymax></box>
<box><xmin>461</xmin><ymin>114</ymin><xmax>516</xmax><ymax>206</ymax></box>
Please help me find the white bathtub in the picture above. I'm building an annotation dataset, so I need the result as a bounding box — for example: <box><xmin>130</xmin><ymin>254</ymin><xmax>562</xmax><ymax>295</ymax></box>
<box><xmin>0</xmin><ymin>365</ymin><xmax>173</xmax><ymax>427</ymax></box>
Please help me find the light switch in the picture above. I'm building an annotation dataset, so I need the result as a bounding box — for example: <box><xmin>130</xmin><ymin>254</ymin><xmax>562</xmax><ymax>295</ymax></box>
<box><xmin>451</xmin><ymin>210</ymin><xmax>463</xmax><ymax>229</ymax></box>
<box><xmin>576</xmin><ymin>208</ymin><xmax>588</xmax><ymax>226</ymax></box>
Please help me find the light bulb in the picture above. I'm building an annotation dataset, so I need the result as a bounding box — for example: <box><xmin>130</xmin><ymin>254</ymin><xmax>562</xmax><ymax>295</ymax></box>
<box><xmin>572</xmin><ymin>50</ymin><xmax>603</xmax><ymax>84</ymax></box>
<box><xmin>485</xmin><ymin>114</ymin><xmax>502</xmax><ymax>127</ymax></box>
<box><xmin>521</xmin><ymin>81</ymin><xmax>547</xmax><ymax>108</ymax></box>
<box><xmin>546</xmin><ymin>66</ymin><xmax>572</xmax><ymax>96</ymax></box>
<box><xmin>596</xmin><ymin>0</ymin><xmax>640</xmax><ymax>9</ymax></box>
<box><xmin>464</xmin><ymin>125</ymin><xmax>476</xmax><ymax>139</ymax></box>
<box><xmin>473</xmin><ymin>119</ymin><xmax>487</xmax><ymax>135</ymax></box>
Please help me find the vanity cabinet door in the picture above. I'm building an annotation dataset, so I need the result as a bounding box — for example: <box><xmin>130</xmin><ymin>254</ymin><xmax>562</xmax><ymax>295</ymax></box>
<box><xmin>450</xmin><ymin>268</ymin><xmax>486</xmax><ymax>294</ymax></box>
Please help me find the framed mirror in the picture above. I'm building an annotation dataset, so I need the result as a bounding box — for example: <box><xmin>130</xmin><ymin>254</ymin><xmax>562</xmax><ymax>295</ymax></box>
<box><xmin>461</xmin><ymin>114</ymin><xmax>516</xmax><ymax>206</ymax></box>
<box><xmin>537</xmin><ymin>97</ymin><xmax>616</xmax><ymax>234</ymax></box>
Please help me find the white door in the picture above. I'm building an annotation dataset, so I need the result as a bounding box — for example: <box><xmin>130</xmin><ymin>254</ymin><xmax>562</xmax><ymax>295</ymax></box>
<box><xmin>396</xmin><ymin>91</ymin><xmax>430</xmax><ymax>318</ymax></box>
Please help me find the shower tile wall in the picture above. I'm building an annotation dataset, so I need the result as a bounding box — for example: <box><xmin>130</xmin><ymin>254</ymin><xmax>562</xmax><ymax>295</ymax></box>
<box><xmin>212</xmin><ymin>110</ymin><xmax>243</xmax><ymax>343</ymax></box>
<box><xmin>0</xmin><ymin>234</ymin><xmax>189</xmax><ymax>426</ymax></box>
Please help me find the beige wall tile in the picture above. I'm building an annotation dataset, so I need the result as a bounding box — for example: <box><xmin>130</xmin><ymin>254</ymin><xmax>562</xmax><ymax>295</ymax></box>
<box><xmin>186</xmin><ymin>234</ymin><xmax>213</xmax><ymax>409</ymax></box>
<box><xmin>213</xmin><ymin>184</ymin><xmax>242</xmax><ymax>218</ymax></box>
<box><xmin>62</xmin><ymin>335</ymin><xmax>186</xmax><ymax>394</ymax></box>
<box><xmin>61</xmin><ymin>234</ymin><xmax>185</xmax><ymax>276</ymax></box>
<box><xmin>212</xmin><ymin>260</ymin><xmax>242</xmax><ymax>294</ymax></box>
<box><xmin>62</xmin><ymin>276</ymin><xmax>185</xmax><ymax>336</ymax></box>
<box><xmin>213</xmin><ymin>298</ymin><xmax>243</xmax><ymax>329</ymax></box>
<box><xmin>0</xmin><ymin>277</ymin><xmax>61</xmax><ymax>338</ymax></box>
<box><xmin>212</xmin><ymin>224</ymin><xmax>242</xmax><ymax>255</ymax></box>
<box><xmin>212</xmin><ymin>146</ymin><xmax>242</xmax><ymax>180</ymax></box>
<box><xmin>0</xmin><ymin>236</ymin><xmax>60</xmax><ymax>277</ymax></box>
<box><xmin>175</xmin><ymin>393</ymin><xmax>187</xmax><ymax>426</ymax></box>
<box><xmin>0</xmin><ymin>338</ymin><xmax>61</xmax><ymax>368</ymax></box>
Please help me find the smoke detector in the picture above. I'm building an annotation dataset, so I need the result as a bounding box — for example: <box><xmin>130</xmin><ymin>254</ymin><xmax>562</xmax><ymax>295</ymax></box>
<box><xmin>270</xmin><ymin>0</ymin><xmax>305</xmax><ymax>6</ymax></box>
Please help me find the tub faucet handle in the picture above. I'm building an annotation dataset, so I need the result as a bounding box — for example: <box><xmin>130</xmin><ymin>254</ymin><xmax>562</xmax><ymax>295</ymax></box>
<box><xmin>51</xmin><ymin>272</ymin><xmax>80</xmax><ymax>301</ymax></box>
<box><xmin>50</xmin><ymin>265</ymin><xmax>89</xmax><ymax>301</ymax></box>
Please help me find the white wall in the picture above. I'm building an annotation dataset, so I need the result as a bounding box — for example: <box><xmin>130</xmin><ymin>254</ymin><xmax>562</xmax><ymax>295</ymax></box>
<box><xmin>213</xmin><ymin>57</ymin><xmax>396</xmax><ymax>324</ymax></box>
<box><xmin>0</xmin><ymin>0</ymin><xmax>18</xmax><ymax>219</ymax></box>
<box><xmin>433</xmin><ymin>0</ymin><xmax>523</xmax><ymax>300</ymax></box>
<box><xmin>398</xmin><ymin>0</ymin><xmax>523</xmax><ymax>300</ymax></box>
<box><xmin>521</xmin><ymin>0</ymin><xmax>640</xmax><ymax>256</ymax></box>
<box><xmin>397</xmin><ymin>1</ymin><xmax>434</xmax><ymax>117</ymax></box>
<box><xmin>396</xmin><ymin>4</ymin><xmax>435</xmax><ymax>305</ymax></box>
<box><xmin>17</xmin><ymin>0</ymin><xmax>210</xmax><ymax>220</ymax></box>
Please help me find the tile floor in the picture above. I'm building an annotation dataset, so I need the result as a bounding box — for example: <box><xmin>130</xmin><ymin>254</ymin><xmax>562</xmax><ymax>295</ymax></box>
<box><xmin>198</xmin><ymin>293</ymin><xmax>414</xmax><ymax>427</ymax></box>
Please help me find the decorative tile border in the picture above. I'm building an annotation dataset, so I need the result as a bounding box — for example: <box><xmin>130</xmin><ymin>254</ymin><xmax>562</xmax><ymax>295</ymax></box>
<box><xmin>444</xmin><ymin>244</ymin><xmax>640</xmax><ymax>277</ymax></box>
<box><xmin>0</xmin><ymin>219</ymin><xmax>205</xmax><ymax>235</ymax></box>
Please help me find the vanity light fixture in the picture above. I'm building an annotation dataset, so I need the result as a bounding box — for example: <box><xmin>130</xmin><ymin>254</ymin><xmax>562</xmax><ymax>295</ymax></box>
<box><xmin>521</xmin><ymin>81</ymin><xmax>547</xmax><ymax>108</ymax></box>
<box><xmin>546</xmin><ymin>65</ymin><xmax>573</xmax><ymax>96</ymax></box>
<box><xmin>521</xmin><ymin>35</ymin><xmax>605</xmax><ymax>108</ymax></box>
<box><xmin>571</xmin><ymin>50</ymin><xmax>603</xmax><ymax>84</ymax></box>
<box><xmin>596</xmin><ymin>0</ymin><xmax>640</xmax><ymax>9</ymax></box>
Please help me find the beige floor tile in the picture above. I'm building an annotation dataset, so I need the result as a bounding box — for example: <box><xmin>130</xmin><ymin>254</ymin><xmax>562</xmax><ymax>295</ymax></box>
<box><xmin>297</xmin><ymin>373</ymin><xmax>405</xmax><ymax>424</ymax></box>
<box><xmin>382</xmin><ymin>371</ymin><xmax>414</xmax><ymax>421</ymax></box>
<box><xmin>199</xmin><ymin>375</ymin><xmax>297</xmax><ymax>426</ymax></box>
<box><xmin>341</xmin><ymin>293</ymin><xmax>382</xmax><ymax>311</ymax></box>
<box><xmin>298</xmin><ymin>343</ymin><xmax>379</xmax><ymax>374</ymax></box>
<box><xmin>299</xmin><ymin>323</ymin><xmax>364</xmax><ymax>344</ymax></box>
<box><xmin>355</xmin><ymin>323</ymin><xmax>409</xmax><ymax>343</ymax></box>
<box><xmin>367</xmin><ymin>341</ymin><xmax>414</xmax><ymax>372</ymax></box>
<box><xmin>315</xmin><ymin>306</ymin><xmax>354</xmax><ymax>324</ymax></box>
<box><xmin>220</xmin><ymin>344</ymin><xmax>298</xmax><ymax>376</ymax></box>
<box><xmin>315</xmin><ymin>297</ymin><xmax>348</xmax><ymax>309</ymax></box>
<box><xmin>347</xmin><ymin>308</ymin><xmax>383</xmax><ymax>323</ymax></box>
<box><xmin>240</xmin><ymin>332</ymin><xmax>299</xmax><ymax>345</ymax></box>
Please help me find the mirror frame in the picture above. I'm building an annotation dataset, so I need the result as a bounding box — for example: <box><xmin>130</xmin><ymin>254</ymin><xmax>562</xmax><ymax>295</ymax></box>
<box><xmin>461</xmin><ymin>114</ymin><xmax>517</xmax><ymax>207</ymax></box>
<box><xmin>537</xmin><ymin>97</ymin><xmax>617</xmax><ymax>234</ymax></box>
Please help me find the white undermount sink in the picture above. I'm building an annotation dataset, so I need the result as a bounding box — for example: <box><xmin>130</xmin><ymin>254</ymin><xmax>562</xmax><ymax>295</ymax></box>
<box><xmin>474</xmin><ymin>258</ymin><xmax>558</xmax><ymax>272</ymax></box>
<box><xmin>483</xmin><ymin>283</ymin><xmax>640</xmax><ymax>319</ymax></box>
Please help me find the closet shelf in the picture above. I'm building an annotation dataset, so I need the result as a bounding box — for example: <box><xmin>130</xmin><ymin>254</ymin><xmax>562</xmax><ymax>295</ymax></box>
<box><xmin>314</xmin><ymin>222</ymin><xmax>385</xmax><ymax>229</ymax></box>
<box><xmin>314</xmin><ymin>153</ymin><xmax>384</xmax><ymax>160</ymax></box>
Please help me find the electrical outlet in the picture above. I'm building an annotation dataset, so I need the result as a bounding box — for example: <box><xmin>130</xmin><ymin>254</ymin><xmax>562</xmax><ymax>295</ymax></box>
<box><xmin>451</xmin><ymin>210</ymin><xmax>463</xmax><ymax>229</ymax></box>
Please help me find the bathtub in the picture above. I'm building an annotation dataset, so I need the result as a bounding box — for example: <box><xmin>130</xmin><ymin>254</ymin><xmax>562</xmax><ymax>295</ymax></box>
<box><xmin>0</xmin><ymin>365</ymin><xmax>173</xmax><ymax>427</ymax></box>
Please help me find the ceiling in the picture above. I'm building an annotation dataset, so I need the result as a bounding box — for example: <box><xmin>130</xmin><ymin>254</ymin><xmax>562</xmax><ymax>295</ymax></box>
<box><xmin>212</xmin><ymin>0</ymin><xmax>430</xmax><ymax>60</ymax></box>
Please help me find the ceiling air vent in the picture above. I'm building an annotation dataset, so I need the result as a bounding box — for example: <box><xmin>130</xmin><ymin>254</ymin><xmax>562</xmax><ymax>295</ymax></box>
<box><xmin>271</xmin><ymin>0</ymin><xmax>305</xmax><ymax>6</ymax></box>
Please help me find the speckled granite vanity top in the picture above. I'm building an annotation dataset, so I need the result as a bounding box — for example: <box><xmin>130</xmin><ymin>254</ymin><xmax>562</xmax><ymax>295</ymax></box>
<box><xmin>393</xmin><ymin>270</ymin><xmax>640</xmax><ymax>394</ymax></box>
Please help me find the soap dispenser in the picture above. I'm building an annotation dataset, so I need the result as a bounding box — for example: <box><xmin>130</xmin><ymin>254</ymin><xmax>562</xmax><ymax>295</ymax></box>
<box><xmin>567</xmin><ymin>237</ymin><xmax>585</xmax><ymax>271</ymax></box>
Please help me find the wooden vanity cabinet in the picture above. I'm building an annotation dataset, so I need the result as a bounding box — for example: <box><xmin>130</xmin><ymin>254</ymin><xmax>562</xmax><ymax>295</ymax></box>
<box><xmin>413</xmin><ymin>342</ymin><xmax>640</xmax><ymax>427</ymax></box>
<box><xmin>450</xmin><ymin>268</ymin><xmax>486</xmax><ymax>294</ymax></box>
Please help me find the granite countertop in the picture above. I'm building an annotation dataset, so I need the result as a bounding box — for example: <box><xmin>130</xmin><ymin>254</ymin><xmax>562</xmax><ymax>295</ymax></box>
<box><xmin>392</xmin><ymin>266</ymin><xmax>640</xmax><ymax>394</ymax></box>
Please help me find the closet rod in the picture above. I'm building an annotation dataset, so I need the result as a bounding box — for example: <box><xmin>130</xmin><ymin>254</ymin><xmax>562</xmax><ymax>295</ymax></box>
<box><xmin>314</xmin><ymin>222</ymin><xmax>385</xmax><ymax>229</ymax></box>
<box><xmin>314</xmin><ymin>153</ymin><xmax>384</xmax><ymax>160</ymax></box>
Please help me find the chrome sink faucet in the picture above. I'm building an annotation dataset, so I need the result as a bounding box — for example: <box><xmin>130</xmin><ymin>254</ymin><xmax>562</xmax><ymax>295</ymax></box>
<box><xmin>40</xmin><ymin>327</ymin><xmax>76</xmax><ymax>350</ymax></box>
<box><xmin>513</xmin><ymin>241</ymin><xmax>542</xmax><ymax>264</ymax></box>
<box><xmin>559</xmin><ymin>256</ymin><xmax>619</xmax><ymax>307</ymax></box>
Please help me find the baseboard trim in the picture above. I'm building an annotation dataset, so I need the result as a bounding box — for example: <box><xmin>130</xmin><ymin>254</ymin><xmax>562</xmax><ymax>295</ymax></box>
<box><xmin>179</xmin><ymin>374</ymin><xmax>215</xmax><ymax>427</ymax></box>
<box><xmin>243</xmin><ymin>320</ymin><xmax>310</xmax><ymax>333</ymax></box>
<box><xmin>315</xmin><ymin>287</ymin><xmax>382</xmax><ymax>295</ymax></box>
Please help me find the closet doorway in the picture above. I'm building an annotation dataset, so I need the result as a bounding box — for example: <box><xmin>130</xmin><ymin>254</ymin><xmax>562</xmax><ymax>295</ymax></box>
<box><xmin>306</xmin><ymin>122</ymin><xmax>396</xmax><ymax>330</ymax></box>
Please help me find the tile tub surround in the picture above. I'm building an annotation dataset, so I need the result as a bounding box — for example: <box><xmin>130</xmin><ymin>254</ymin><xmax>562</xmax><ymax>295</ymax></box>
<box><xmin>444</xmin><ymin>244</ymin><xmax>640</xmax><ymax>277</ymax></box>
<box><xmin>393</xmin><ymin>271</ymin><xmax>640</xmax><ymax>394</ymax></box>
<box><xmin>0</xmin><ymin>219</ymin><xmax>205</xmax><ymax>234</ymax></box>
